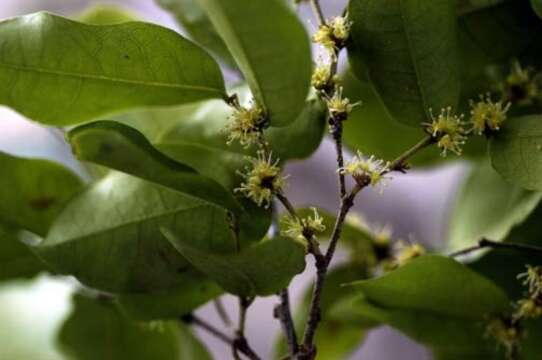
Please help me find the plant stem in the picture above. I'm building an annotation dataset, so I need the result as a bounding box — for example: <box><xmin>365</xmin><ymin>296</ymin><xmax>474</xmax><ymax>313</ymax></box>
<box><xmin>276</xmin><ymin>192</ymin><xmax>299</xmax><ymax>219</ymax></box>
<box><xmin>310</xmin><ymin>0</ymin><xmax>326</xmax><ymax>26</ymax></box>
<box><xmin>233</xmin><ymin>297</ymin><xmax>260</xmax><ymax>360</ymax></box>
<box><xmin>213</xmin><ymin>298</ymin><xmax>232</xmax><ymax>328</ymax></box>
<box><xmin>182</xmin><ymin>314</ymin><xmax>234</xmax><ymax>347</ymax></box>
<box><xmin>275</xmin><ymin>289</ymin><xmax>299</xmax><ymax>356</ymax></box>
<box><xmin>450</xmin><ymin>238</ymin><xmax>542</xmax><ymax>258</ymax></box>
<box><xmin>387</xmin><ymin>135</ymin><xmax>433</xmax><ymax>172</ymax></box>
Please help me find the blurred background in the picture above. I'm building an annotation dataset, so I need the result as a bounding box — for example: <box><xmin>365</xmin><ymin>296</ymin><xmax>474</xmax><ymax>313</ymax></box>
<box><xmin>0</xmin><ymin>1</ymin><xmax>469</xmax><ymax>359</ymax></box>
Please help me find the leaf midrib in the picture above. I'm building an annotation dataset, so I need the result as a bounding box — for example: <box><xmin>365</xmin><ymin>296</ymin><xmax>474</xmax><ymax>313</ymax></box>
<box><xmin>0</xmin><ymin>60</ymin><xmax>223</xmax><ymax>94</ymax></box>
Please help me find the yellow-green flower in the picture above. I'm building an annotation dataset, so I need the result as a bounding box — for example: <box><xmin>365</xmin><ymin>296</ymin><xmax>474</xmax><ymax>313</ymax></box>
<box><xmin>236</xmin><ymin>152</ymin><xmax>287</xmax><ymax>208</ymax></box>
<box><xmin>311</xmin><ymin>63</ymin><xmax>332</xmax><ymax>90</ymax></box>
<box><xmin>424</xmin><ymin>107</ymin><xmax>466</xmax><ymax>156</ymax></box>
<box><xmin>485</xmin><ymin>317</ymin><xmax>522</xmax><ymax>356</ymax></box>
<box><xmin>326</xmin><ymin>87</ymin><xmax>359</xmax><ymax>120</ymax></box>
<box><xmin>225</xmin><ymin>103</ymin><xmax>266</xmax><ymax>148</ymax></box>
<box><xmin>500</xmin><ymin>61</ymin><xmax>540</xmax><ymax>106</ymax></box>
<box><xmin>329</xmin><ymin>16</ymin><xmax>351</xmax><ymax>42</ymax></box>
<box><xmin>312</xmin><ymin>24</ymin><xmax>335</xmax><ymax>50</ymax></box>
<box><xmin>312</xmin><ymin>16</ymin><xmax>351</xmax><ymax>51</ymax></box>
<box><xmin>340</xmin><ymin>151</ymin><xmax>389</xmax><ymax>189</ymax></box>
<box><xmin>394</xmin><ymin>241</ymin><xmax>425</xmax><ymax>267</ymax></box>
<box><xmin>470</xmin><ymin>94</ymin><xmax>511</xmax><ymax>135</ymax></box>
<box><xmin>518</xmin><ymin>265</ymin><xmax>542</xmax><ymax>298</ymax></box>
<box><xmin>281</xmin><ymin>207</ymin><xmax>326</xmax><ymax>242</ymax></box>
<box><xmin>514</xmin><ymin>298</ymin><xmax>542</xmax><ymax>320</ymax></box>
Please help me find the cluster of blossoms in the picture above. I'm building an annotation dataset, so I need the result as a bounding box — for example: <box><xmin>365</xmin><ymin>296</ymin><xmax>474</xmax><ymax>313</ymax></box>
<box><xmin>392</xmin><ymin>241</ymin><xmax>426</xmax><ymax>268</ymax></box>
<box><xmin>499</xmin><ymin>61</ymin><xmax>541</xmax><ymax>106</ymax></box>
<box><xmin>325</xmin><ymin>87</ymin><xmax>359</xmax><ymax>120</ymax></box>
<box><xmin>281</xmin><ymin>207</ymin><xmax>326</xmax><ymax>243</ymax></box>
<box><xmin>486</xmin><ymin>265</ymin><xmax>542</xmax><ymax>355</ymax></box>
<box><xmin>235</xmin><ymin>152</ymin><xmax>287</xmax><ymax>208</ymax></box>
<box><xmin>225</xmin><ymin>102</ymin><xmax>267</xmax><ymax>148</ymax></box>
<box><xmin>424</xmin><ymin>107</ymin><xmax>467</xmax><ymax>156</ymax></box>
<box><xmin>469</xmin><ymin>94</ymin><xmax>511</xmax><ymax>135</ymax></box>
<box><xmin>312</xmin><ymin>16</ymin><xmax>352</xmax><ymax>52</ymax></box>
<box><xmin>514</xmin><ymin>265</ymin><xmax>542</xmax><ymax>320</ymax></box>
<box><xmin>340</xmin><ymin>151</ymin><xmax>390</xmax><ymax>190</ymax></box>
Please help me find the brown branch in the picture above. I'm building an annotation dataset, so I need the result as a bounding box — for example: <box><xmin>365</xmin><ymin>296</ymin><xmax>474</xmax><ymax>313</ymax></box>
<box><xmin>274</xmin><ymin>289</ymin><xmax>299</xmax><ymax>356</ymax></box>
<box><xmin>450</xmin><ymin>238</ymin><xmax>542</xmax><ymax>258</ymax></box>
<box><xmin>233</xmin><ymin>297</ymin><xmax>260</xmax><ymax>360</ymax></box>
<box><xmin>213</xmin><ymin>298</ymin><xmax>232</xmax><ymax>328</ymax></box>
<box><xmin>181</xmin><ymin>314</ymin><xmax>234</xmax><ymax>347</ymax></box>
<box><xmin>310</xmin><ymin>0</ymin><xmax>326</xmax><ymax>26</ymax></box>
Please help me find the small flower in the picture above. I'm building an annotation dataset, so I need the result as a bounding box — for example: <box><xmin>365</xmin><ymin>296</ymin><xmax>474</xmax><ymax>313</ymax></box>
<box><xmin>470</xmin><ymin>94</ymin><xmax>511</xmax><ymax>135</ymax></box>
<box><xmin>329</xmin><ymin>16</ymin><xmax>351</xmax><ymax>42</ymax></box>
<box><xmin>518</xmin><ymin>265</ymin><xmax>542</xmax><ymax>298</ymax></box>
<box><xmin>235</xmin><ymin>152</ymin><xmax>287</xmax><ymax>208</ymax></box>
<box><xmin>311</xmin><ymin>63</ymin><xmax>332</xmax><ymax>91</ymax></box>
<box><xmin>500</xmin><ymin>61</ymin><xmax>540</xmax><ymax>106</ymax></box>
<box><xmin>340</xmin><ymin>151</ymin><xmax>390</xmax><ymax>189</ymax></box>
<box><xmin>281</xmin><ymin>207</ymin><xmax>326</xmax><ymax>242</ymax></box>
<box><xmin>514</xmin><ymin>298</ymin><xmax>542</xmax><ymax>321</ymax></box>
<box><xmin>326</xmin><ymin>88</ymin><xmax>359</xmax><ymax>120</ymax></box>
<box><xmin>225</xmin><ymin>102</ymin><xmax>267</xmax><ymax>148</ymax></box>
<box><xmin>394</xmin><ymin>241</ymin><xmax>426</xmax><ymax>267</ymax></box>
<box><xmin>312</xmin><ymin>16</ymin><xmax>352</xmax><ymax>51</ymax></box>
<box><xmin>485</xmin><ymin>317</ymin><xmax>523</xmax><ymax>356</ymax></box>
<box><xmin>424</xmin><ymin>107</ymin><xmax>467</xmax><ymax>156</ymax></box>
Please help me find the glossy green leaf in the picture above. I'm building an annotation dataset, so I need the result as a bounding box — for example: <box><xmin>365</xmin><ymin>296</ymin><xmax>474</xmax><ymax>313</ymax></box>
<box><xmin>532</xmin><ymin>0</ymin><xmax>542</xmax><ymax>18</ymax></box>
<box><xmin>68</xmin><ymin>120</ymin><xmax>239</xmax><ymax>212</ymax></box>
<box><xmin>68</xmin><ymin>120</ymin><xmax>271</xmax><ymax>245</ymax></box>
<box><xmin>348</xmin><ymin>0</ymin><xmax>460</xmax><ymax>127</ymax></box>
<box><xmin>38</xmin><ymin>172</ymin><xmax>235</xmax><ymax>293</ymax></box>
<box><xmin>58</xmin><ymin>293</ymin><xmax>182</xmax><ymax>360</ymax></box>
<box><xmin>163</xmin><ymin>229</ymin><xmax>306</xmax><ymax>296</ymax></box>
<box><xmin>78</xmin><ymin>4</ymin><xmax>137</xmax><ymax>25</ymax></box>
<box><xmin>0</xmin><ymin>12</ymin><xmax>225</xmax><ymax>125</ymax></box>
<box><xmin>155</xmin><ymin>0</ymin><xmax>237</xmax><ymax>68</ymax></box>
<box><xmin>0</xmin><ymin>224</ymin><xmax>45</xmax><ymax>281</ymax></box>
<box><xmin>490</xmin><ymin>115</ymin><xmax>542</xmax><ymax>191</ymax></box>
<box><xmin>351</xmin><ymin>255</ymin><xmax>509</xmax><ymax>318</ymax></box>
<box><xmin>448</xmin><ymin>160</ymin><xmax>542</xmax><ymax>252</ymax></box>
<box><xmin>195</xmin><ymin>0</ymin><xmax>312</xmax><ymax>126</ymax></box>
<box><xmin>0</xmin><ymin>152</ymin><xmax>83</xmax><ymax>236</ymax></box>
<box><xmin>117</xmin><ymin>279</ymin><xmax>222</xmax><ymax>321</ymax></box>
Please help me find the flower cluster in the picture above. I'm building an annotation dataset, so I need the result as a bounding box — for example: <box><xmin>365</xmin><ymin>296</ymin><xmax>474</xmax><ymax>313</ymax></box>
<box><xmin>513</xmin><ymin>265</ymin><xmax>542</xmax><ymax>321</ymax></box>
<box><xmin>325</xmin><ymin>87</ymin><xmax>359</xmax><ymax>120</ymax></box>
<box><xmin>469</xmin><ymin>94</ymin><xmax>510</xmax><ymax>135</ymax></box>
<box><xmin>236</xmin><ymin>152</ymin><xmax>287</xmax><ymax>208</ymax></box>
<box><xmin>340</xmin><ymin>151</ymin><xmax>390</xmax><ymax>190</ymax></box>
<box><xmin>312</xmin><ymin>16</ymin><xmax>351</xmax><ymax>52</ymax></box>
<box><xmin>311</xmin><ymin>62</ymin><xmax>332</xmax><ymax>91</ymax></box>
<box><xmin>225</xmin><ymin>102</ymin><xmax>267</xmax><ymax>148</ymax></box>
<box><xmin>424</xmin><ymin>107</ymin><xmax>467</xmax><ymax>156</ymax></box>
<box><xmin>281</xmin><ymin>207</ymin><xmax>326</xmax><ymax>243</ymax></box>
<box><xmin>393</xmin><ymin>241</ymin><xmax>426</xmax><ymax>267</ymax></box>
<box><xmin>499</xmin><ymin>61</ymin><xmax>540</xmax><ymax>106</ymax></box>
<box><xmin>485</xmin><ymin>316</ymin><xmax>523</xmax><ymax>356</ymax></box>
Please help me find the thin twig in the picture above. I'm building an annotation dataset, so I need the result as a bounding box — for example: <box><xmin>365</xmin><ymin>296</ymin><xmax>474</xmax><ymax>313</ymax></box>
<box><xmin>276</xmin><ymin>192</ymin><xmax>299</xmax><ymax>219</ymax></box>
<box><xmin>233</xmin><ymin>297</ymin><xmax>260</xmax><ymax>360</ymax></box>
<box><xmin>450</xmin><ymin>238</ymin><xmax>542</xmax><ymax>258</ymax></box>
<box><xmin>387</xmin><ymin>135</ymin><xmax>433</xmax><ymax>173</ymax></box>
<box><xmin>274</xmin><ymin>289</ymin><xmax>299</xmax><ymax>356</ymax></box>
<box><xmin>310</xmin><ymin>0</ymin><xmax>326</xmax><ymax>26</ymax></box>
<box><xmin>213</xmin><ymin>298</ymin><xmax>232</xmax><ymax>328</ymax></box>
<box><xmin>182</xmin><ymin>314</ymin><xmax>234</xmax><ymax>346</ymax></box>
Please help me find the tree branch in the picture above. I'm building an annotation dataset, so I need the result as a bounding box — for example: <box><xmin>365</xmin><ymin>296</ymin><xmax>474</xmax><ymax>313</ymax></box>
<box><xmin>181</xmin><ymin>314</ymin><xmax>234</xmax><ymax>347</ymax></box>
<box><xmin>274</xmin><ymin>289</ymin><xmax>299</xmax><ymax>356</ymax></box>
<box><xmin>310</xmin><ymin>0</ymin><xmax>326</xmax><ymax>26</ymax></box>
<box><xmin>233</xmin><ymin>297</ymin><xmax>260</xmax><ymax>360</ymax></box>
<box><xmin>450</xmin><ymin>238</ymin><xmax>542</xmax><ymax>258</ymax></box>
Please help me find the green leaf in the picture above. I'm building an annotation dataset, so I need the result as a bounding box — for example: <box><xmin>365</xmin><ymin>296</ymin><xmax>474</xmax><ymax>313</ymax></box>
<box><xmin>67</xmin><ymin>120</ymin><xmax>271</xmax><ymax>245</ymax></box>
<box><xmin>0</xmin><ymin>152</ymin><xmax>83</xmax><ymax>236</ymax></box>
<box><xmin>351</xmin><ymin>255</ymin><xmax>510</xmax><ymax>318</ymax></box>
<box><xmin>490</xmin><ymin>115</ymin><xmax>542</xmax><ymax>191</ymax></box>
<box><xmin>38</xmin><ymin>172</ymin><xmax>235</xmax><ymax>293</ymax></box>
<box><xmin>117</xmin><ymin>279</ymin><xmax>222</xmax><ymax>321</ymax></box>
<box><xmin>350</xmin><ymin>256</ymin><xmax>511</xmax><ymax>357</ymax></box>
<box><xmin>448</xmin><ymin>159</ymin><xmax>542</xmax><ymax>252</ymax></box>
<box><xmin>0</xmin><ymin>224</ymin><xmax>46</xmax><ymax>281</ymax></box>
<box><xmin>58</xmin><ymin>293</ymin><xmax>182</xmax><ymax>360</ymax></box>
<box><xmin>532</xmin><ymin>0</ymin><xmax>542</xmax><ymax>18</ymax></box>
<box><xmin>78</xmin><ymin>4</ymin><xmax>137</xmax><ymax>25</ymax></box>
<box><xmin>163</xmin><ymin>229</ymin><xmax>306</xmax><ymax>297</ymax></box>
<box><xmin>0</xmin><ymin>12</ymin><xmax>225</xmax><ymax>125</ymax></box>
<box><xmin>348</xmin><ymin>0</ymin><xmax>460</xmax><ymax>127</ymax></box>
<box><xmin>68</xmin><ymin>120</ymin><xmax>239</xmax><ymax>212</ymax></box>
<box><xmin>155</xmin><ymin>0</ymin><xmax>237</xmax><ymax>68</ymax></box>
<box><xmin>195</xmin><ymin>0</ymin><xmax>312</xmax><ymax>126</ymax></box>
